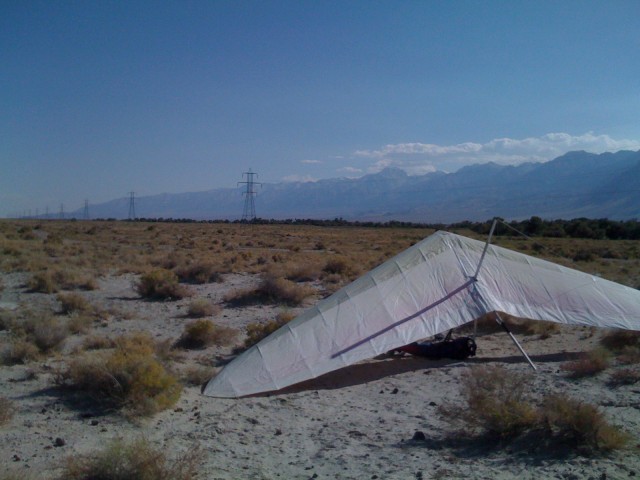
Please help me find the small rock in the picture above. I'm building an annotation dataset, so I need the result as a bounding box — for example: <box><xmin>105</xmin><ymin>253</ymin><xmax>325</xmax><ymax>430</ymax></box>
<box><xmin>54</xmin><ymin>438</ymin><xmax>66</xmax><ymax>447</ymax></box>
<box><xmin>275</xmin><ymin>429</ymin><xmax>282</xmax><ymax>435</ymax></box>
<box><xmin>174</xmin><ymin>407</ymin><xmax>184</xmax><ymax>413</ymax></box>
<box><xmin>12</xmin><ymin>455</ymin><xmax>20</xmax><ymax>462</ymax></box>
<box><xmin>428</xmin><ymin>401</ymin><xmax>437</xmax><ymax>406</ymax></box>
<box><xmin>391</xmin><ymin>388</ymin><xmax>399</xmax><ymax>394</ymax></box>
<box><xmin>90</xmin><ymin>420</ymin><xmax>99</xmax><ymax>426</ymax></box>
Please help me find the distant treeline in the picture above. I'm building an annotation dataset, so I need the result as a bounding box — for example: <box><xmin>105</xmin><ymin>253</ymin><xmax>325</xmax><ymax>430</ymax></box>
<box><xmin>84</xmin><ymin>216</ymin><xmax>640</xmax><ymax>240</ymax></box>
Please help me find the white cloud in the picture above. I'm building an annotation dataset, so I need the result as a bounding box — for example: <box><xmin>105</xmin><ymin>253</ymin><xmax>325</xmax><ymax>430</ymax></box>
<box><xmin>282</xmin><ymin>174</ymin><xmax>317</xmax><ymax>183</ymax></box>
<box><xmin>353</xmin><ymin>132</ymin><xmax>640</xmax><ymax>174</ymax></box>
<box><xmin>338</xmin><ymin>166</ymin><xmax>363</xmax><ymax>174</ymax></box>
<box><xmin>301</xmin><ymin>159</ymin><xmax>322</xmax><ymax>164</ymax></box>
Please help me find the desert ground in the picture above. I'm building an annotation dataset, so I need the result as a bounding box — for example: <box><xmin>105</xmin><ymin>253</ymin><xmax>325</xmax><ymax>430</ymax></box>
<box><xmin>1</xmin><ymin>220</ymin><xmax>639</xmax><ymax>479</ymax></box>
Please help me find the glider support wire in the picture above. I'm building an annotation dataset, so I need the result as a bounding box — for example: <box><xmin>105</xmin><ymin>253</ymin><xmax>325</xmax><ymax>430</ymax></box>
<box><xmin>474</xmin><ymin>217</ymin><xmax>537</xmax><ymax>371</ymax></box>
<box><xmin>495</xmin><ymin>311</ymin><xmax>538</xmax><ymax>371</ymax></box>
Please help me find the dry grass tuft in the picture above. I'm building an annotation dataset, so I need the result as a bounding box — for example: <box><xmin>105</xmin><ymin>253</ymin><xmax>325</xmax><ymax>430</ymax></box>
<box><xmin>136</xmin><ymin>269</ymin><xmax>191</xmax><ymax>300</ymax></box>
<box><xmin>176</xmin><ymin>319</ymin><xmax>238</xmax><ymax>349</ymax></box>
<box><xmin>561</xmin><ymin>348</ymin><xmax>611</xmax><ymax>378</ymax></box>
<box><xmin>60</xmin><ymin>438</ymin><xmax>202</xmax><ymax>480</ymax></box>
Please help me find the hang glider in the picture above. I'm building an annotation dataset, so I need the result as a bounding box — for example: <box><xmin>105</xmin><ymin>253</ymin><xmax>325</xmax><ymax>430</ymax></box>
<box><xmin>203</xmin><ymin>231</ymin><xmax>640</xmax><ymax>398</ymax></box>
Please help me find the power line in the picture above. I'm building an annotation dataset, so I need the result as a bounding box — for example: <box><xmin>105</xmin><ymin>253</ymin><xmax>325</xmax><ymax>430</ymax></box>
<box><xmin>128</xmin><ymin>192</ymin><xmax>136</xmax><ymax>220</ymax></box>
<box><xmin>238</xmin><ymin>169</ymin><xmax>262</xmax><ymax>221</ymax></box>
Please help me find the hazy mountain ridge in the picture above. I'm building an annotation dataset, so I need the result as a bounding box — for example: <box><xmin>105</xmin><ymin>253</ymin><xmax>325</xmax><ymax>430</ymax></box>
<box><xmin>74</xmin><ymin>150</ymin><xmax>640</xmax><ymax>222</ymax></box>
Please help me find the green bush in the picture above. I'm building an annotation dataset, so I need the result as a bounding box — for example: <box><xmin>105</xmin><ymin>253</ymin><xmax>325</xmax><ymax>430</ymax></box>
<box><xmin>136</xmin><ymin>269</ymin><xmax>190</xmax><ymax>300</ymax></box>
<box><xmin>60</xmin><ymin>438</ymin><xmax>201</xmax><ymax>480</ymax></box>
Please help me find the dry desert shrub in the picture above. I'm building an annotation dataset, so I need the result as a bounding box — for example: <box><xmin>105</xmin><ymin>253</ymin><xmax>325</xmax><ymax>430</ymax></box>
<box><xmin>60</xmin><ymin>438</ymin><xmax>202</xmax><ymax>480</ymax></box>
<box><xmin>600</xmin><ymin>329</ymin><xmax>640</xmax><ymax>352</ymax></box>
<box><xmin>607</xmin><ymin>367</ymin><xmax>640</xmax><ymax>387</ymax></box>
<box><xmin>26</xmin><ymin>315</ymin><xmax>69</xmax><ymax>353</ymax></box>
<box><xmin>440</xmin><ymin>365</ymin><xmax>538</xmax><ymax>438</ymax></box>
<box><xmin>57</xmin><ymin>292</ymin><xmax>92</xmax><ymax>314</ymax></box>
<box><xmin>225</xmin><ymin>275</ymin><xmax>314</xmax><ymax>306</ymax></box>
<box><xmin>616</xmin><ymin>346</ymin><xmax>640</xmax><ymax>365</ymax></box>
<box><xmin>187</xmin><ymin>298</ymin><xmax>221</xmax><ymax>318</ymax></box>
<box><xmin>284</xmin><ymin>262</ymin><xmax>323</xmax><ymax>282</ymax></box>
<box><xmin>0</xmin><ymin>396</ymin><xmax>15</xmax><ymax>426</ymax></box>
<box><xmin>82</xmin><ymin>334</ymin><xmax>116</xmax><ymax>350</ymax></box>
<box><xmin>176</xmin><ymin>319</ymin><xmax>238</xmax><ymax>349</ymax></box>
<box><xmin>0</xmin><ymin>339</ymin><xmax>39</xmax><ymax>365</ymax></box>
<box><xmin>243</xmin><ymin>311</ymin><xmax>296</xmax><ymax>349</ymax></box>
<box><xmin>28</xmin><ymin>268</ymin><xmax>97</xmax><ymax>293</ymax></box>
<box><xmin>561</xmin><ymin>348</ymin><xmax>611</xmax><ymax>378</ymax></box>
<box><xmin>59</xmin><ymin>332</ymin><xmax>181</xmax><ymax>416</ymax></box>
<box><xmin>182</xmin><ymin>365</ymin><xmax>216</xmax><ymax>386</ymax></box>
<box><xmin>175</xmin><ymin>261</ymin><xmax>223</xmax><ymax>284</ymax></box>
<box><xmin>28</xmin><ymin>270</ymin><xmax>59</xmax><ymax>293</ymax></box>
<box><xmin>66</xmin><ymin>314</ymin><xmax>94</xmax><ymax>334</ymax></box>
<box><xmin>136</xmin><ymin>269</ymin><xmax>191</xmax><ymax>300</ymax></box>
<box><xmin>540</xmin><ymin>394</ymin><xmax>631</xmax><ymax>451</ymax></box>
<box><xmin>441</xmin><ymin>366</ymin><xmax>630</xmax><ymax>452</ymax></box>
<box><xmin>322</xmin><ymin>256</ymin><xmax>358</xmax><ymax>278</ymax></box>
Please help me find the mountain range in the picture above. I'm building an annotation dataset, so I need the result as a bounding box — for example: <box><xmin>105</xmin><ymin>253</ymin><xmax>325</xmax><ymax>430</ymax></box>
<box><xmin>75</xmin><ymin>150</ymin><xmax>640</xmax><ymax>222</ymax></box>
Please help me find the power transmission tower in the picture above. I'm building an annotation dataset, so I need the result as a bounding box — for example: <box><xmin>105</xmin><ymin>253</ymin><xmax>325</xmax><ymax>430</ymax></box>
<box><xmin>128</xmin><ymin>192</ymin><xmax>136</xmax><ymax>220</ymax></box>
<box><xmin>83</xmin><ymin>199</ymin><xmax>90</xmax><ymax>220</ymax></box>
<box><xmin>238</xmin><ymin>169</ymin><xmax>261</xmax><ymax>221</ymax></box>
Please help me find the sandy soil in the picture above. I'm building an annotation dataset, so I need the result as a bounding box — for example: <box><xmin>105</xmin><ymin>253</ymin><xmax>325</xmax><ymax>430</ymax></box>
<box><xmin>1</xmin><ymin>271</ymin><xmax>639</xmax><ymax>479</ymax></box>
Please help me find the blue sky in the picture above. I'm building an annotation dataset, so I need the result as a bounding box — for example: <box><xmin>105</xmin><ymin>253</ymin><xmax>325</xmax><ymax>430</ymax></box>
<box><xmin>2</xmin><ymin>0</ymin><xmax>640</xmax><ymax>217</ymax></box>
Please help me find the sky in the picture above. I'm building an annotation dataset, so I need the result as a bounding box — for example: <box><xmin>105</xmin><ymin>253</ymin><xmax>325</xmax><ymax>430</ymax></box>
<box><xmin>2</xmin><ymin>0</ymin><xmax>640</xmax><ymax>217</ymax></box>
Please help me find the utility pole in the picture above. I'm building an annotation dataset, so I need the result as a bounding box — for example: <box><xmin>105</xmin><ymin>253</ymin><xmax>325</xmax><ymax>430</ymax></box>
<box><xmin>238</xmin><ymin>169</ymin><xmax>261</xmax><ymax>221</ymax></box>
<box><xmin>83</xmin><ymin>199</ymin><xmax>90</xmax><ymax>220</ymax></box>
<box><xmin>59</xmin><ymin>204</ymin><xmax>64</xmax><ymax>220</ymax></box>
<box><xmin>128</xmin><ymin>192</ymin><xmax>136</xmax><ymax>220</ymax></box>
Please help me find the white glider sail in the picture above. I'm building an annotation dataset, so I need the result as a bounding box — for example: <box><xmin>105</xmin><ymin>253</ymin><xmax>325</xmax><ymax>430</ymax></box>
<box><xmin>203</xmin><ymin>231</ymin><xmax>640</xmax><ymax>398</ymax></box>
